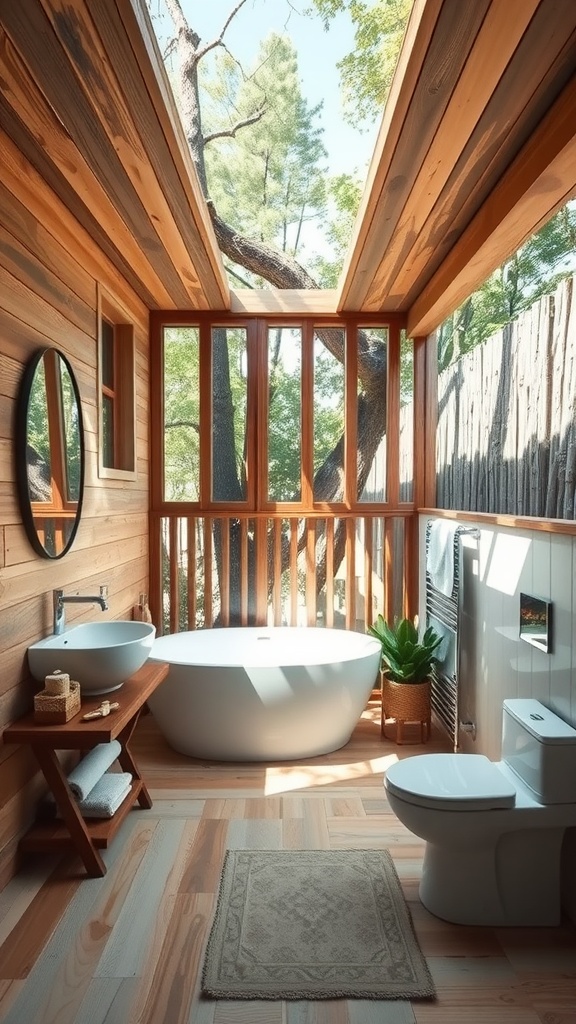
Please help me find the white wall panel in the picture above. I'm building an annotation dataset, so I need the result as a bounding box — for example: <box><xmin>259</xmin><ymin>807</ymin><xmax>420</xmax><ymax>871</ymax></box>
<box><xmin>420</xmin><ymin>515</ymin><xmax>575</xmax><ymax>761</ymax></box>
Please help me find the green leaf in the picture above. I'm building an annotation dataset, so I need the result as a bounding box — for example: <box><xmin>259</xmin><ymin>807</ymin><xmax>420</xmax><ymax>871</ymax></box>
<box><xmin>367</xmin><ymin>615</ymin><xmax>442</xmax><ymax>683</ymax></box>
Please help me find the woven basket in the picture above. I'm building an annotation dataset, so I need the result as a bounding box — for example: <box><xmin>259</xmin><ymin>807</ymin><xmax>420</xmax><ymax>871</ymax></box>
<box><xmin>34</xmin><ymin>680</ymin><xmax>81</xmax><ymax>724</ymax></box>
<box><xmin>381</xmin><ymin>676</ymin><xmax>430</xmax><ymax>723</ymax></box>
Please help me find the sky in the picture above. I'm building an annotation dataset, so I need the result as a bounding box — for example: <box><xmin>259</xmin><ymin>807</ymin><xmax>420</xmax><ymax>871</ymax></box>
<box><xmin>154</xmin><ymin>0</ymin><xmax>380</xmax><ymax>180</ymax></box>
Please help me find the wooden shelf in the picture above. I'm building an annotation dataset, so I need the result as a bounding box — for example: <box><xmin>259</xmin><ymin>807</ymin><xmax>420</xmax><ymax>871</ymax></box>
<box><xmin>4</xmin><ymin>661</ymin><xmax>168</xmax><ymax>876</ymax></box>
<box><xmin>22</xmin><ymin>780</ymin><xmax>145</xmax><ymax>851</ymax></box>
<box><xmin>6</xmin><ymin>663</ymin><xmax>168</xmax><ymax>747</ymax></box>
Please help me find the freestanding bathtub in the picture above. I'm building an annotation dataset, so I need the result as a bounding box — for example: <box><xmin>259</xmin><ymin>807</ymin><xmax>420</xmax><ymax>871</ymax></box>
<box><xmin>147</xmin><ymin>626</ymin><xmax>381</xmax><ymax>761</ymax></box>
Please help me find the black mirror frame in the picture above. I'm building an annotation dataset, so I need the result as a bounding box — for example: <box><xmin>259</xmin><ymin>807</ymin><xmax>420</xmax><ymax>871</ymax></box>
<box><xmin>15</xmin><ymin>347</ymin><xmax>85</xmax><ymax>559</ymax></box>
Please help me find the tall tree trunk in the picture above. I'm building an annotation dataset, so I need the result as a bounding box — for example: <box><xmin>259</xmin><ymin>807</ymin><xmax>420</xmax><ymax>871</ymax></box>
<box><xmin>161</xmin><ymin>0</ymin><xmax>389</xmax><ymax>619</ymax></box>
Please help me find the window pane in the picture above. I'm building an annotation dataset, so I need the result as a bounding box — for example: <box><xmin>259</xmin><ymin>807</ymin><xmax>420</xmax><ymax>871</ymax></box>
<box><xmin>399</xmin><ymin>332</ymin><xmax>414</xmax><ymax>501</ymax></box>
<box><xmin>163</xmin><ymin>326</ymin><xmax>200</xmax><ymax>501</ymax></box>
<box><xmin>313</xmin><ymin>328</ymin><xmax>345</xmax><ymax>501</ymax></box>
<box><xmin>211</xmin><ymin>326</ymin><xmax>248</xmax><ymax>502</ymax></box>
<box><xmin>101</xmin><ymin>320</ymin><xmax>114</xmax><ymax>389</ymax></box>
<box><xmin>267</xmin><ymin>327</ymin><xmax>302</xmax><ymax>501</ymax></box>
<box><xmin>102</xmin><ymin>395</ymin><xmax>114</xmax><ymax>470</ymax></box>
<box><xmin>358</xmin><ymin>326</ymin><xmax>388</xmax><ymax>502</ymax></box>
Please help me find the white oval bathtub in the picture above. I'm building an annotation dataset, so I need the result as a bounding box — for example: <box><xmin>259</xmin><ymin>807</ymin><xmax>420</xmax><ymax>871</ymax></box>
<box><xmin>148</xmin><ymin>626</ymin><xmax>381</xmax><ymax>761</ymax></box>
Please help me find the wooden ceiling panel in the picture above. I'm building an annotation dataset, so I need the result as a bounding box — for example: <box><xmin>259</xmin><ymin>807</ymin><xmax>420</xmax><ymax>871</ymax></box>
<box><xmin>407</xmin><ymin>73</ymin><xmax>576</xmax><ymax>336</ymax></box>
<box><xmin>1</xmin><ymin>2</ymin><xmax>198</xmax><ymax>307</ymax></box>
<box><xmin>389</xmin><ymin>7</ymin><xmax>576</xmax><ymax>312</ymax></box>
<box><xmin>0</xmin><ymin>92</ymin><xmax>165</xmax><ymax>310</ymax></box>
<box><xmin>358</xmin><ymin>0</ymin><xmax>542</xmax><ymax>311</ymax></box>
<box><xmin>339</xmin><ymin>0</ymin><xmax>576</xmax><ymax>333</ymax></box>
<box><xmin>38</xmin><ymin>0</ymin><xmax>219</xmax><ymax>308</ymax></box>
<box><xmin>94</xmin><ymin>0</ymin><xmax>229</xmax><ymax>307</ymax></box>
<box><xmin>0</xmin><ymin>0</ymin><xmax>228</xmax><ymax>311</ymax></box>
<box><xmin>0</xmin><ymin>0</ymin><xmax>573</xmax><ymax>328</ymax></box>
<box><xmin>331</xmin><ymin>0</ymin><xmax>445</xmax><ymax>309</ymax></box>
<box><xmin>338</xmin><ymin>0</ymin><xmax>492</xmax><ymax>311</ymax></box>
<box><xmin>338</xmin><ymin>0</ymin><xmax>573</xmax><ymax>323</ymax></box>
<box><xmin>0</xmin><ymin>33</ymin><xmax>175</xmax><ymax>308</ymax></box>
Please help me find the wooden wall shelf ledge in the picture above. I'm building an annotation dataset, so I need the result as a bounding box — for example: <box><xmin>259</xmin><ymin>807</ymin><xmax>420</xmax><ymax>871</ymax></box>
<box><xmin>3</xmin><ymin>661</ymin><xmax>169</xmax><ymax>878</ymax></box>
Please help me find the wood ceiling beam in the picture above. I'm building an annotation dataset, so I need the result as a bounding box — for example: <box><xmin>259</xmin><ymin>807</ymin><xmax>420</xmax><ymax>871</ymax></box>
<box><xmin>337</xmin><ymin>0</ymin><xmax>490</xmax><ymax>312</ymax></box>
<box><xmin>0</xmin><ymin>0</ymin><xmax>229</xmax><ymax>311</ymax></box>
<box><xmin>34</xmin><ymin>0</ymin><xmax>215</xmax><ymax>310</ymax></box>
<box><xmin>230</xmin><ymin>290</ymin><xmax>340</xmax><ymax>317</ymax></box>
<box><xmin>361</xmin><ymin>0</ymin><xmax>543</xmax><ymax>311</ymax></box>
<box><xmin>115</xmin><ymin>0</ymin><xmax>230</xmax><ymax>309</ymax></box>
<box><xmin>406</xmin><ymin>73</ymin><xmax>576</xmax><ymax>338</ymax></box>
<box><xmin>391</xmin><ymin>5</ymin><xmax>576</xmax><ymax>312</ymax></box>
<box><xmin>336</xmin><ymin>0</ymin><xmax>443</xmax><ymax>311</ymax></box>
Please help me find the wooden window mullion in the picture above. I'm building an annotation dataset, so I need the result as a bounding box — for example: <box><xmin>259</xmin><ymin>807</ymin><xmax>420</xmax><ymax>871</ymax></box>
<box><xmin>345</xmin><ymin>323</ymin><xmax>356</xmax><ymax>508</ymax></box>
<box><xmin>387</xmin><ymin>322</ymin><xmax>401</xmax><ymax>506</ymax></box>
<box><xmin>301</xmin><ymin>321</ymin><xmax>313</xmax><ymax>508</ymax></box>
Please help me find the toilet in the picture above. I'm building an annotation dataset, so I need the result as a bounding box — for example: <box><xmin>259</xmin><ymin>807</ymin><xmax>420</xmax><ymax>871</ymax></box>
<box><xmin>384</xmin><ymin>698</ymin><xmax>576</xmax><ymax>926</ymax></box>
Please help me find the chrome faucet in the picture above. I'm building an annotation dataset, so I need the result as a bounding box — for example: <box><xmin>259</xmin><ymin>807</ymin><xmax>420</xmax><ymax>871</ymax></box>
<box><xmin>53</xmin><ymin>585</ymin><xmax>108</xmax><ymax>635</ymax></box>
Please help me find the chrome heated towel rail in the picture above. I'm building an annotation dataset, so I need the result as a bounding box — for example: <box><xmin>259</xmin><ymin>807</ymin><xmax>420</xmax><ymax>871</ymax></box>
<box><xmin>425</xmin><ymin>521</ymin><xmax>479</xmax><ymax>751</ymax></box>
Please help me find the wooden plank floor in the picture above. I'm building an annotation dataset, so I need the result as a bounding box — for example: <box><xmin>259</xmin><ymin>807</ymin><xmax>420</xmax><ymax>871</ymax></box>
<box><xmin>0</xmin><ymin>702</ymin><xmax>575</xmax><ymax>1023</ymax></box>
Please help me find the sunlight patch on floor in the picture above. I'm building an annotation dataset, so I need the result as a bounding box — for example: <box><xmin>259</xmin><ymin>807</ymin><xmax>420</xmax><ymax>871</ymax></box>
<box><xmin>264</xmin><ymin>753</ymin><xmax>399</xmax><ymax>795</ymax></box>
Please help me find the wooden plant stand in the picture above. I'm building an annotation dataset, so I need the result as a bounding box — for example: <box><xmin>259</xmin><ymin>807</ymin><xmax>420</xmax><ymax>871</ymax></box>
<box><xmin>4</xmin><ymin>661</ymin><xmax>168</xmax><ymax>878</ymax></box>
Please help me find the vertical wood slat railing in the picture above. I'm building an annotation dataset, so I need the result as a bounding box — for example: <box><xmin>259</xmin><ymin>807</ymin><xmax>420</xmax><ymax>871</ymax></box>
<box><xmin>154</xmin><ymin>511</ymin><xmax>414</xmax><ymax>636</ymax></box>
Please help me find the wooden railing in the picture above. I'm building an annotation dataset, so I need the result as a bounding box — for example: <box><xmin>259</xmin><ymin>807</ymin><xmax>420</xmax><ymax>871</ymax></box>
<box><xmin>151</xmin><ymin>511</ymin><xmax>417</xmax><ymax>636</ymax></box>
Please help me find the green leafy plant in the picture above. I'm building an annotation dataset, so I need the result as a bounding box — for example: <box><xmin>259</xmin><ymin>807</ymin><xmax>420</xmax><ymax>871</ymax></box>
<box><xmin>367</xmin><ymin>616</ymin><xmax>443</xmax><ymax>684</ymax></box>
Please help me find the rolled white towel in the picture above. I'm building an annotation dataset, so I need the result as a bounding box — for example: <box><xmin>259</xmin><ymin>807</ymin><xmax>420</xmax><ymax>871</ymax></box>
<box><xmin>67</xmin><ymin>740</ymin><xmax>122</xmax><ymax>800</ymax></box>
<box><xmin>77</xmin><ymin>772</ymin><xmax>133</xmax><ymax>818</ymax></box>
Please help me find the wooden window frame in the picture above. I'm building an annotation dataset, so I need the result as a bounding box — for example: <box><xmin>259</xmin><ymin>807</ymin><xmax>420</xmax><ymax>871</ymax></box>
<box><xmin>97</xmin><ymin>285</ymin><xmax>136</xmax><ymax>481</ymax></box>
<box><xmin>151</xmin><ymin>310</ymin><xmax>411</xmax><ymax>517</ymax></box>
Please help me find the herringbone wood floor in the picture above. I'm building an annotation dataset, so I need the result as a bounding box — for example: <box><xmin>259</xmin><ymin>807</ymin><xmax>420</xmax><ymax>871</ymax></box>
<box><xmin>0</xmin><ymin>702</ymin><xmax>575</xmax><ymax>1023</ymax></box>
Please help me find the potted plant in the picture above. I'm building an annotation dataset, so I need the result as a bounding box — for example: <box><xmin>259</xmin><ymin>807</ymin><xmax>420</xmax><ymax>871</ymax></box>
<box><xmin>367</xmin><ymin>615</ymin><xmax>443</xmax><ymax>743</ymax></box>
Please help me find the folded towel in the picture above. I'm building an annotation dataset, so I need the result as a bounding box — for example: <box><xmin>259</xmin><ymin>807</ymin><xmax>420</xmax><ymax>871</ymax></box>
<box><xmin>77</xmin><ymin>772</ymin><xmax>133</xmax><ymax>818</ymax></box>
<box><xmin>427</xmin><ymin>613</ymin><xmax>456</xmax><ymax>676</ymax></box>
<box><xmin>66</xmin><ymin>740</ymin><xmax>122</xmax><ymax>800</ymax></box>
<box><xmin>427</xmin><ymin>520</ymin><xmax>458</xmax><ymax>597</ymax></box>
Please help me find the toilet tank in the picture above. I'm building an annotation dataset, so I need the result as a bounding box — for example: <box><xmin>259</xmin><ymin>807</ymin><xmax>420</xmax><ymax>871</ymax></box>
<box><xmin>502</xmin><ymin>699</ymin><xmax>576</xmax><ymax>804</ymax></box>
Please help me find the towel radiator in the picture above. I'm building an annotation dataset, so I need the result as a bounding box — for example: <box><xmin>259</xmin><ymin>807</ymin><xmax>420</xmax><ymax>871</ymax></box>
<box><xmin>425</xmin><ymin>521</ymin><xmax>479</xmax><ymax>751</ymax></box>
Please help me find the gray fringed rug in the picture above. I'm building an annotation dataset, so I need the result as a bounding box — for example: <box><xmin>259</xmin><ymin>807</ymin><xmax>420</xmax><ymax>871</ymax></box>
<box><xmin>201</xmin><ymin>849</ymin><xmax>435</xmax><ymax>1001</ymax></box>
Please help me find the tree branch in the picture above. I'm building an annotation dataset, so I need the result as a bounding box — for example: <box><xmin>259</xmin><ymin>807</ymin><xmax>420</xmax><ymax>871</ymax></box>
<box><xmin>209</xmin><ymin>204</ymin><xmax>318</xmax><ymax>288</ymax></box>
<box><xmin>165</xmin><ymin>420</ymin><xmax>200</xmax><ymax>434</ymax></box>
<box><xmin>224</xmin><ymin>263</ymin><xmax>254</xmax><ymax>288</ymax></box>
<box><xmin>204</xmin><ymin>106</ymin><xmax>266</xmax><ymax>145</ymax></box>
<box><xmin>195</xmin><ymin>0</ymin><xmax>250</xmax><ymax>61</ymax></box>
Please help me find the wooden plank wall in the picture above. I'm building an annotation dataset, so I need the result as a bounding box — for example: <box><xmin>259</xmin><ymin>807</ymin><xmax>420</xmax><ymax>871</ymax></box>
<box><xmin>0</xmin><ymin>127</ymin><xmax>150</xmax><ymax>888</ymax></box>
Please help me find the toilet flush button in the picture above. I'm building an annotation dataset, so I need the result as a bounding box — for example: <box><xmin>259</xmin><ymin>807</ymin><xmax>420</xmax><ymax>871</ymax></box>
<box><xmin>529</xmin><ymin>713</ymin><xmax>544</xmax><ymax>721</ymax></box>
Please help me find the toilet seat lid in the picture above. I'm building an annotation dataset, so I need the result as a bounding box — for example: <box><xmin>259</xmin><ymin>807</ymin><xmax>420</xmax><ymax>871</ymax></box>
<box><xmin>385</xmin><ymin>754</ymin><xmax>516</xmax><ymax>811</ymax></box>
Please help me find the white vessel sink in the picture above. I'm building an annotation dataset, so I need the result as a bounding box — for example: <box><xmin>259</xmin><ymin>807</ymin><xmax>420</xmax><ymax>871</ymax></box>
<box><xmin>28</xmin><ymin>621</ymin><xmax>156</xmax><ymax>695</ymax></box>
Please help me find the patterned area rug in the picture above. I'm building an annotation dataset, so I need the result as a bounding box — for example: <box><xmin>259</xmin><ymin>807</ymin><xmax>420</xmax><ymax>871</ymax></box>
<box><xmin>201</xmin><ymin>849</ymin><xmax>435</xmax><ymax>1000</ymax></box>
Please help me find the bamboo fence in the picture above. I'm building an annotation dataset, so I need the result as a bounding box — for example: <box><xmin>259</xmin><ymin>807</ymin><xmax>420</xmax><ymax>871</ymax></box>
<box><xmin>435</xmin><ymin>276</ymin><xmax>576</xmax><ymax>518</ymax></box>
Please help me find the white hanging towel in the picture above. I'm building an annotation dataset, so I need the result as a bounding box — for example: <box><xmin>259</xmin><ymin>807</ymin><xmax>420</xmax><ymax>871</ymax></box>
<box><xmin>66</xmin><ymin>740</ymin><xmax>122</xmax><ymax>800</ymax></box>
<box><xmin>427</xmin><ymin>520</ymin><xmax>458</xmax><ymax>597</ymax></box>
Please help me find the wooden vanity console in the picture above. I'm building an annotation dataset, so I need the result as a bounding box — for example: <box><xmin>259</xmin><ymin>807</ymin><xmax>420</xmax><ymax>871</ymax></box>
<box><xmin>4</xmin><ymin>661</ymin><xmax>168</xmax><ymax>877</ymax></box>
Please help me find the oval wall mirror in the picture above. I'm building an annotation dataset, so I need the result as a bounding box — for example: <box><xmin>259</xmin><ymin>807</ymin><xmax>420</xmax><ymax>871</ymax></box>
<box><xmin>16</xmin><ymin>348</ymin><xmax>85</xmax><ymax>559</ymax></box>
